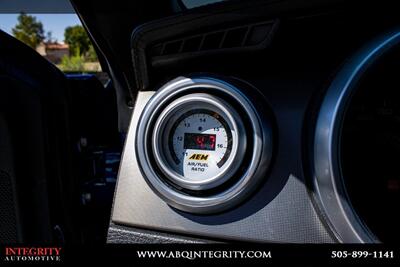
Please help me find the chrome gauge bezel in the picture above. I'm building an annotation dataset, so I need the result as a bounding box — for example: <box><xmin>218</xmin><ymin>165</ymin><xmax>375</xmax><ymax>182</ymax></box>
<box><xmin>152</xmin><ymin>93</ymin><xmax>246</xmax><ymax>191</ymax></box>
<box><xmin>135</xmin><ymin>76</ymin><xmax>272</xmax><ymax>214</ymax></box>
<box><xmin>313</xmin><ymin>30</ymin><xmax>400</xmax><ymax>243</ymax></box>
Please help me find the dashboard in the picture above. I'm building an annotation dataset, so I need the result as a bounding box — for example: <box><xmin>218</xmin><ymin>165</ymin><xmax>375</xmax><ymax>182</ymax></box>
<box><xmin>68</xmin><ymin>0</ymin><xmax>400</xmax><ymax>243</ymax></box>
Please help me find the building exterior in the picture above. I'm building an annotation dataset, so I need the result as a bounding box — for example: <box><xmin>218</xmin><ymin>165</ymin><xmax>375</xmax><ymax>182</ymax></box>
<box><xmin>36</xmin><ymin>42</ymin><xmax>69</xmax><ymax>64</ymax></box>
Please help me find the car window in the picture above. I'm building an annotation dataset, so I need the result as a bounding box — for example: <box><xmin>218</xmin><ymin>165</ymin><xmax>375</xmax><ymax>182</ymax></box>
<box><xmin>0</xmin><ymin>12</ymin><xmax>103</xmax><ymax>74</ymax></box>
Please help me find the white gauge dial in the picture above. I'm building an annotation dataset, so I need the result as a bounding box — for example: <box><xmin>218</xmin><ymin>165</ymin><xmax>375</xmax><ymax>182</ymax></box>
<box><xmin>152</xmin><ymin>93</ymin><xmax>246</xmax><ymax>191</ymax></box>
<box><xmin>169</xmin><ymin>109</ymin><xmax>232</xmax><ymax>182</ymax></box>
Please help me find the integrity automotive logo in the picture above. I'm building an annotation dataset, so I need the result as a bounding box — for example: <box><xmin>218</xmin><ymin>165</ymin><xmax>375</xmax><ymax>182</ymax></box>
<box><xmin>3</xmin><ymin>247</ymin><xmax>62</xmax><ymax>262</ymax></box>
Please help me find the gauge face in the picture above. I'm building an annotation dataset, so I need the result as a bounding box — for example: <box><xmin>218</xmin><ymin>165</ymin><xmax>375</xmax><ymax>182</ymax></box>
<box><xmin>168</xmin><ymin>109</ymin><xmax>232</xmax><ymax>182</ymax></box>
<box><xmin>152</xmin><ymin>93</ymin><xmax>246</xmax><ymax>191</ymax></box>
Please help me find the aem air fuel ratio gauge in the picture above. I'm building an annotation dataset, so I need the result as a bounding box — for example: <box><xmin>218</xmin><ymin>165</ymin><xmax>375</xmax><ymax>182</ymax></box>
<box><xmin>153</xmin><ymin>94</ymin><xmax>246</xmax><ymax>191</ymax></box>
<box><xmin>136</xmin><ymin>76</ymin><xmax>273</xmax><ymax>214</ymax></box>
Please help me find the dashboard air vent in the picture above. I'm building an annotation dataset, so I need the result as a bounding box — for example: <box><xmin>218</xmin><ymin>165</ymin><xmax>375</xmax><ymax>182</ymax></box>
<box><xmin>149</xmin><ymin>21</ymin><xmax>275</xmax><ymax>58</ymax></box>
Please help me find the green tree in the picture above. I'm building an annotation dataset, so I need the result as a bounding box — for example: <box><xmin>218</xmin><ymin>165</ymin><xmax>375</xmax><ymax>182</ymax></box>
<box><xmin>64</xmin><ymin>25</ymin><xmax>91</xmax><ymax>56</ymax></box>
<box><xmin>59</xmin><ymin>54</ymin><xmax>85</xmax><ymax>72</ymax></box>
<box><xmin>86</xmin><ymin>44</ymin><xmax>98</xmax><ymax>62</ymax></box>
<box><xmin>46</xmin><ymin>31</ymin><xmax>55</xmax><ymax>43</ymax></box>
<box><xmin>12</xmin><ymin>13</ymin><xmax>45</xmax><ymax>48</ymax></box>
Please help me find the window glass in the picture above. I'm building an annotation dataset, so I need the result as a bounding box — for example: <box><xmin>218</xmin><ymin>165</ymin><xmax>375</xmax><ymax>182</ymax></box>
<box><xmin>0</xmin><ymin>13</ymin><xmax>102</xmax><ymax>73</ymax></box>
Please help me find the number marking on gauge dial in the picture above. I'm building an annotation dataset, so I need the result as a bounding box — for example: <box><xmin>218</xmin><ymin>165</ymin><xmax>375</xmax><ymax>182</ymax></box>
<box><xmin>168</xmin><ymin>109</ymin><xmax>232</xmax><ymax>181</ymax></box>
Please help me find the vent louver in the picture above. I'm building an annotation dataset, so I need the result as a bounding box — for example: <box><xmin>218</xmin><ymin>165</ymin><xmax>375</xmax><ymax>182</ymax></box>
<box><xmin>149</xmin><ymin>21</ymin><xmax>275</xmax><ymax>58</ymax></box>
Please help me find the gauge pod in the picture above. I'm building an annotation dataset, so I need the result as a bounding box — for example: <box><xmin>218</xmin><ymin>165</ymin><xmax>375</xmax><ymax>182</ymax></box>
<box><xmin>135</xmin><ymin>76</ymin><xmax>273</xmax><ymax>214</ymax></box>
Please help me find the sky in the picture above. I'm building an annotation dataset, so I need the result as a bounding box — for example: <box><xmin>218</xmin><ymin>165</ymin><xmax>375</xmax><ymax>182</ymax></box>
<box><xmin>0</xmin><ymin>14</ymin><xmax>82</xmax><ymax>43</ymax></box>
